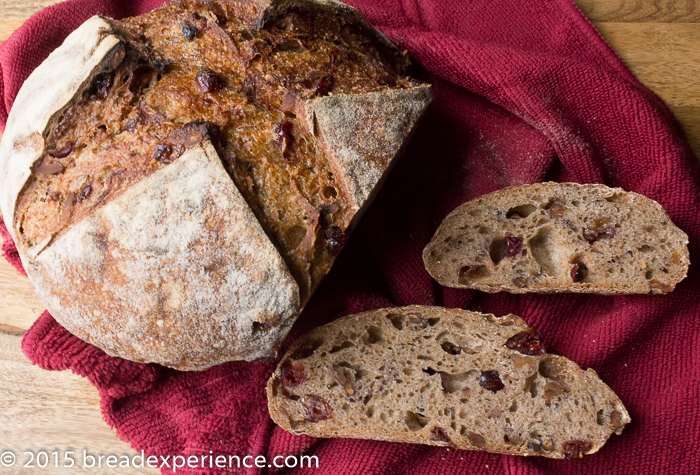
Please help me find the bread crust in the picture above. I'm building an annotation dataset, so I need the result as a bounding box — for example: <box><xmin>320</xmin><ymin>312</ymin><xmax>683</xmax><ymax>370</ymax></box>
<box><xmin>0</xmin><ymin>17</ymin><xmax>122</xmax><ymax>241</ymax></box>
<box><xmin>28</xmin><ymin>141</ymin><xmax>300</xmax><ymax>370</ymax></box>
<box><xmin>298</xmin><ymin>86</ymin><xmax>432</xmax><ymax>214</ymax></box>
<box><xmin>0</xmin><ymin>2</ymin><xmax>431</xmax><ymax>370</ymax></box>
<box><xmin>267</xmin><ymin>306</ymin><xmax>631</xmax><ymax>459</ymax></box>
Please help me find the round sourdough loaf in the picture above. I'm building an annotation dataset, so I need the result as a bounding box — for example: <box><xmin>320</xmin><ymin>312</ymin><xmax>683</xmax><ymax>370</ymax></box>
<box><xmin>0</xmin><ymin>0</ymin><xmax>431</xmax><ymax>370</ymax></box>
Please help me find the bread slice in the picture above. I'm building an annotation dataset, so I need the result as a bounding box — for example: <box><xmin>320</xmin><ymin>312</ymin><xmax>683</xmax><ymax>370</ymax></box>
<box><xmin>423</xmin><ymin>182</ymin><xmax>689</xmax><ymax>294</ymax></box>
<box><xmin>267</xmin><ymin>306</ymin><xmax>630</xmax><ymax>459</ymax></box>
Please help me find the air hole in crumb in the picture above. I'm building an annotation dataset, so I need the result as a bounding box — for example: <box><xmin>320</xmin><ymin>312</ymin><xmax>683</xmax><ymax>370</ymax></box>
<box><xmin>645</xmin><ymin>270</ymin><xmax>654</xmax><ymax>280</ymax></box>
<box><xmin>323</xmin><ymin>186</ymin><xmax>338</xmax><ymax>199</ymax></box>
<box><xmin>605</xmin><ymin>193</ymin><xmax>628</xmax><ymax>203</ymax></box>
<box><xmin>405</xmin><ymin>411</ymin><xmax>430</xmax><ymax>431</ymax></box>
<box><xmin>529</xmin><ymin>228</ymin><xmax>558</xmax><ymax>275</ymax></box>
<box><xmin>440</xmin><ymin>341</ymin><xmax>462</xmax><ymax>355</ymax></box>
<box><xmin>639</xmin><ymin>245</ymin><xmax>655</xmax><ymax>252</ymax></box>
<box><xmin>538</xmin><ymin>357</ymin><xmax>563</xmax><ymax>381</ymax></box>
<box><xmin>329</xmin><ymin>341</ymin><xmax>355</xmax><ymax>353</ymax></box>
<box><xmin>427</xmin><ymin>318</ymin><xmax>440</xmax><ymax>326</ymax></box>
<box><xmin>509</xmin><ymin>400</ymin><xmax>518</xmax><ymax>412</ymax></box>
<box><xmin>478</xmin><ymin>226</ymin><xmax>489</xmax><ymax>235</ymax></box>
<box><xmin>525</xmin><ymin>373</ymin><xmax>538</xmax><ymax>398</ymax></box>
<box><xmin>596</xmin><ymin>409</ymin><xmax>605</xmax><ymax>425</ymax></box>
<box><xmin>506</xmin><ymin>204</ymin><xmax>537</xmax><ymax>219</ymax></box>
<box><xmin>489</xmin><ymin>237</ymin><xmax>507</xmax><ymax>265</ymax></box>
<box><xmin>387</xmin><ymin>313</ymin><xmax>404</xmax><ymax>330</ymax></box>
<box><xmin>458</xmin><ymin>265</ymin><xmax>489</xmax><ymax>284</ymax></box>
<box><xmin>365</xmin><ymin>326</ymin><xmax>382</xmax><ymax>344</ymax></box>
<box><xmin>570</xmin><ymin>260</ymin><xmax>589</xmax><ymax>283</ymax></box>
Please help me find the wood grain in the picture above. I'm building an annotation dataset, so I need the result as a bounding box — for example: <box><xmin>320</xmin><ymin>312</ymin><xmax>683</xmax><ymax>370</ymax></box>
<box><xmin>576</xmin><ymin>0</ymin><xmax>700</xmax><ymax>22</ymax></box>
<box><xmin>0</xmin><ymin>332</ymin><xmax>159</xmax><ymax>474</ymax></box>
<box><xmin>0</xmin><ymin>258</ymin><xmax>43</xmax><ymax>331</ymax></box>
<box><xmin>595</xmin><ymin>22</ymin><xmax>700</xmax><ymax>154</ymax></box>
<box><xmin>0</xmin><ymin>0</ymin><xmax>699</xmax><ymax>471</ymax></box>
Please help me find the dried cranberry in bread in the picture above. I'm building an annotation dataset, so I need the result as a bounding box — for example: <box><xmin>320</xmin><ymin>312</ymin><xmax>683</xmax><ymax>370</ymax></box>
<box><xmin>267</xmin><ymin>306</ymin><xmax>630</xmax><ymax>458</ymax></box>
<box><xmin>0</xmin><ymin>0</ymin><xmax>431</xmax><ymax>370</ymax></box>
<box><xmin>423</xmin><ymin>183</ymin><xmax>689</xmax><ymax>294</ymax></box>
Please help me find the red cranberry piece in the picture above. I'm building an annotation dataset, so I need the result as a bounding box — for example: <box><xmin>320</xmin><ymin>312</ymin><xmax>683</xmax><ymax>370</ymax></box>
<box><xmin>78</xmin><ymin>183</ymin><xmax>92</xmax><ymax>202</ymax></box>
<box><xmin>562</xmin><ymin>440</ymin><xmax>592</xmax><ymax>459</ymax></box>
<box><xmin>302</xmin><ymin>395</ymin><xmax>333</xmax><ymax>422</ymax></box>
<box><xmin>306</xmin><ymin>71</ymin><xmax>333</xmax><ymax>96</ymax></box>
<box><xmin>196</xmin><ymin>69</ymin><xmax>225</xmax><ymax>94</ymax></box>
<box><xmin>50</xmin><ymin>141</ymin><xmax>75</xmax><ymax>158</ymax></box>
<box><xmin>154</xmin><ymin>144</ymin><xmax>174</xmax><ymax>164</ymax></box>
<box><xmin>274</xmin><ymin>120</ymin><xmax>294</xmax><ymax>155</ymax></box>
<box><xmin>582</xmin><ymin>222</ymin><xmax>616</xmax><ymax>243</ymax></box>
<box><xmin>505</xmin><ymin>331</ymin><xmax>546</xmax><ymax>356</ymax></box>
<box><xmin>505</xmin><ymin>236</ymin><xmax>523</xmax><ymax>257</ymax></box>
<box><xmin>478</xmin><ymin>370</ymin><xmax>505</xmax><ymax>393</ymax></box>
<box><xmin>570</xmin><ymin>262</ymin><xmax>588</xmax><ymax>282</ymax></box>
<box><xmin>182</xmin><ymin>24</ymin><xmax>198</xmax><ymax>40</ymax></box>
<box><xmin>87</xmin><ymin>72</ymin><xmax>115</xmax><ymax>101</ymax></box>
<box><xmin>325</xmin><ymin>226</ymin><xmax>346</xmax><ymax>256</ymax></box>
<box><xmin>280</xmin><ymin>360</ymin><xmax>307</xmax><ymax>388</ymax></box>
<box><xmin>430</xmin><ymin>427</ymin><xmax>452</xmax><ymax>444</ymax></box>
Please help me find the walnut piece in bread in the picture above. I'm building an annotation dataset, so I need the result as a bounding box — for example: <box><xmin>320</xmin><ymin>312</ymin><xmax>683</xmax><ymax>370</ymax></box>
<box><xmin>267</xmin><ymin>306</ymin><xmax>630</xmax><ymax>459</ymax></box>
<box><xmin>0</xmin><ymin>0</ymin><xmax>431</xmax><ymax>370</ymax></box>
<box><xmin>423</xmin><ymin>183</ymin><xmax>689</xmax><ymax>294</ymax></box>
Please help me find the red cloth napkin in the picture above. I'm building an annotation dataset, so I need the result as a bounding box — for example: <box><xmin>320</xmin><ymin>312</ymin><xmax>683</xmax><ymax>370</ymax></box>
<box><xmin>2</xmin><ymin>0</ymin><xmax>700</xmax><ymax>473</ymax></box>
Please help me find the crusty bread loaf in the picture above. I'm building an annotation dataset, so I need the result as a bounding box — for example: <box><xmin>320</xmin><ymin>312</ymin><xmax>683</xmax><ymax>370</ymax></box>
<box><xmin>267</xmin><ymin>306</ymin><xmax>630</xmax><ymax>459</ymax></box>
<box><xmin>0</xmin><ymin>0</ymin><xmax>431</xmax><ymax>370</ymax></box>
<box><xmin>423</xmin><ymin>183</ymin><xmax>689</xmax><ymax>294</ymax></box>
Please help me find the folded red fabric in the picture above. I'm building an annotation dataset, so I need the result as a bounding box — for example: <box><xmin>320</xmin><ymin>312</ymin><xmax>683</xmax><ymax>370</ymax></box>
<box><xmin>2</xmin><ymin>0</ymin><xmax>699</xmax><ymax>473</ymax></box>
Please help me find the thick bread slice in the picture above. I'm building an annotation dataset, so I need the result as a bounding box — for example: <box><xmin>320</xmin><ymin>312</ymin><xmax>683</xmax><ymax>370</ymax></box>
<box><xmin>423</xmin><ymin>183</ymin><xmax>689</xmax><ymax>294</ymax></box>
<box><xmin>267</xmin><ymin>306</ymin><xmax>630</xmax><ymax>459</ymax></box>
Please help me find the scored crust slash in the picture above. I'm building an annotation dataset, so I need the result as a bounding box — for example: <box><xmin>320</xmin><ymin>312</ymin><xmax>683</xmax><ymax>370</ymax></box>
<box><xmin>0</xmin><ymin>0</ymin><xmax>432</xmax><ymax>370</ymax></box>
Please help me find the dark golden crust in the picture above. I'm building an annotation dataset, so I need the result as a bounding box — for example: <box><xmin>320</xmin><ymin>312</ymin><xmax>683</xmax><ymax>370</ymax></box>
<box><xmin>15</xmin><ymin>0</ymin><xmax>423</xmax><ymax>301</ymax></box>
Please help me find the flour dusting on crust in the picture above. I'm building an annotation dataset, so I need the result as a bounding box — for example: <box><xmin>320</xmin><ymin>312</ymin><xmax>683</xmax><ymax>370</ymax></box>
<box><xmin>30</xmin><ymin>142</ymin><xmax>299</xmax><ymax>370</ymax></box>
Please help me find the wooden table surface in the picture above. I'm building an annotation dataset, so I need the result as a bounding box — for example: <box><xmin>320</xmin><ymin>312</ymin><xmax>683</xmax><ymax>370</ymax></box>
<box><xmin>0</xmin><ymin>0</ymin><xmax>698</xmax><ymax>473</ymax></box>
